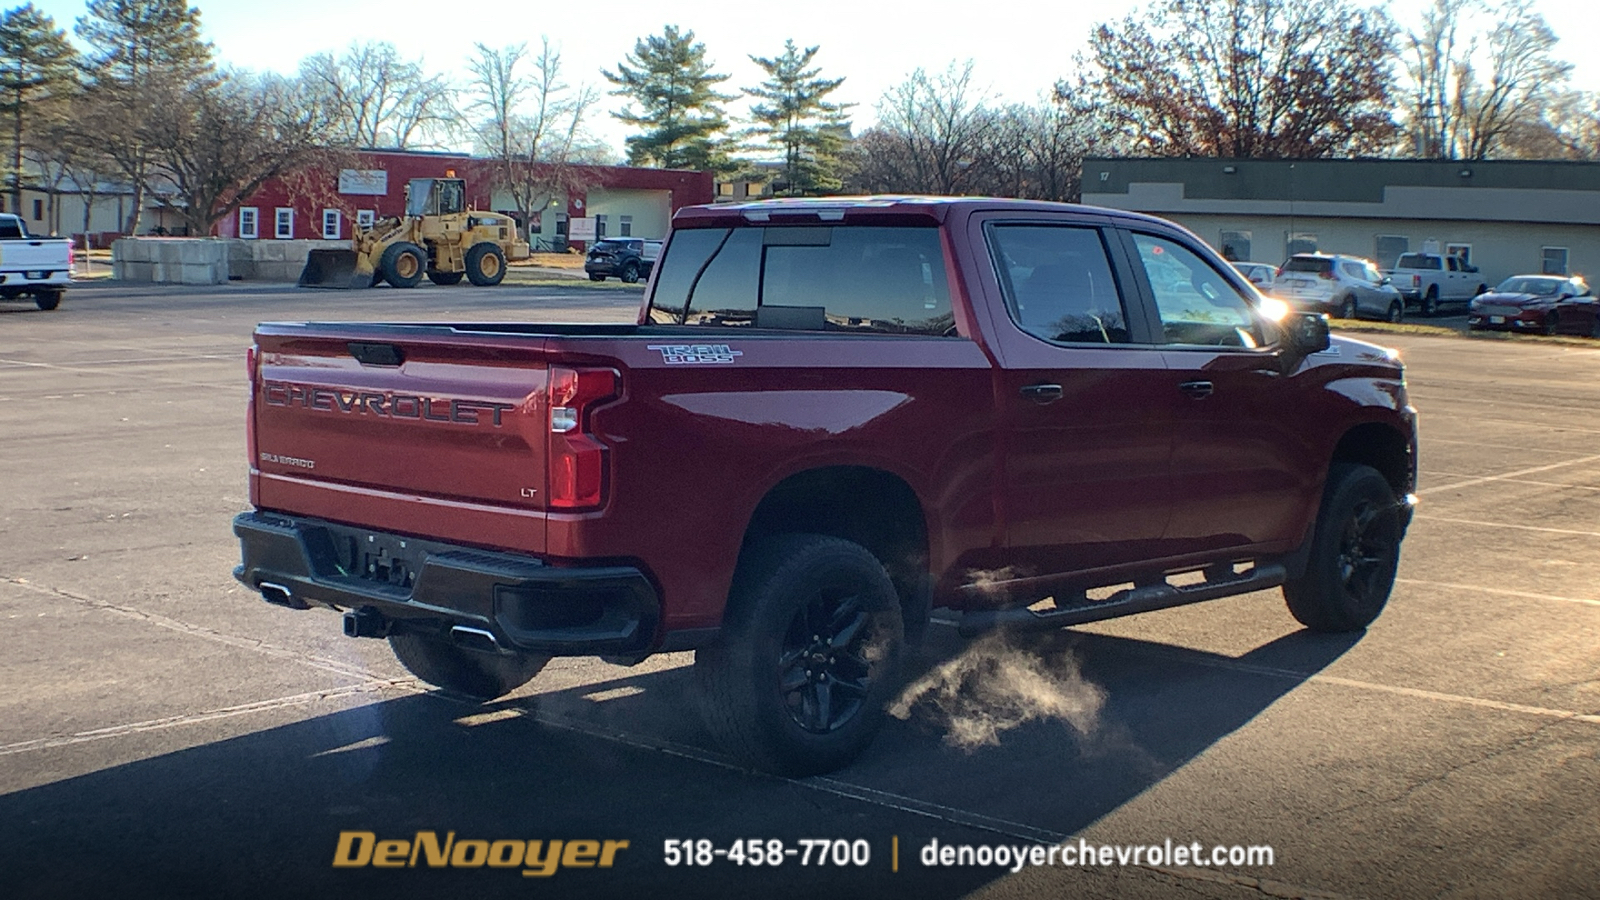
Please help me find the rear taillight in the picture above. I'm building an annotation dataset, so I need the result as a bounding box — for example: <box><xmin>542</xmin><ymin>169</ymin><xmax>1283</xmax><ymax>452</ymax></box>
<box><xmin>547</xmin><ymin>366</ymin><xmax>620</xmax><ymax>510</ymax></box>
<box><xmin>1318</xmin><ymin>270</ymin><xmax>1335</xmax><ymax>280</ymax></box>
<box><xmin>245</xmin><ymin>345</ymin><xmax>260</xmax><ymax>467</ymax></box>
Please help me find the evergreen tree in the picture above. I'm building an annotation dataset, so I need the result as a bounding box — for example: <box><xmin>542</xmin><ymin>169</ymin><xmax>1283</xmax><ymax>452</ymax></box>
<box><xmin>745</xmin><ymin>40</ymin><xmax>851</xmax><ymax>196</ymax></box>
<box><xmin>0</xmin><ymin>4</ymin><xmax>78</xmax><ymax>215</ymax></box>
<box><xmin>75</xmin><ymin>0</ymin><xmax>213</xmax><ymax>233</ymax></box>
<box><xmin>603</xmin><ymin>26</ymin><xmax>734</xmax><ymax>172</ymax></box>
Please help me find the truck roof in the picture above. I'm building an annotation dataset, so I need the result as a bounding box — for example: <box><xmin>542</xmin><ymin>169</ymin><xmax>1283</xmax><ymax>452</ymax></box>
<box><xmin>672</xmin><ymin>195</ymin><xmax>1178</xmax><ymax>229</ymax></box>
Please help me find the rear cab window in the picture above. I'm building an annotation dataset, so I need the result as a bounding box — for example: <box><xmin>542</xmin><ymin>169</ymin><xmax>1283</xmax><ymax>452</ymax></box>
<box><xmin>647</xmin><ymin>225</ymin><xmax>954</xmax><ymax>335</ymax></box>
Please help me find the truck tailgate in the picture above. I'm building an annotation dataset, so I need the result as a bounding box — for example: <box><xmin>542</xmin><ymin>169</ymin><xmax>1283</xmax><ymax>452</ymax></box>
<box><xmin>0</xmin><ymin>239</ymin><xmax>70</xmax><ymax>270</ymax></box>
<box><xmin>250</xmin><ymin>325</ymin><xmax>553</xmax><ymax>554</ymax></box>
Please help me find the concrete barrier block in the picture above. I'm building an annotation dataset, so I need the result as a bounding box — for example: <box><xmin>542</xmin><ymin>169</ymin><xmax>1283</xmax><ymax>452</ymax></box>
<box><xmin>260</xmin><ymin>241</ymin><xmax>287</xmax><ymax>262</ymax></box>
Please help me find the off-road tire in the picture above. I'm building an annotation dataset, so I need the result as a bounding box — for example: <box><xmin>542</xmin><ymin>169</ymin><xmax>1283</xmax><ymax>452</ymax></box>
<box><xmin>426</xmin><ymin>270</ymin><xmax>465</xmax><ymax>286</ymax></box>
<box><xmin>620</xmin><ymin>261</ymin><xmax>641</xmax><ymax>284</ymax></box>
<box><xmin>465</xmin><ymin>243</ymin><xmax>506</xmax><ymax>286</ymax></box>
<box><xmin>34</xmin><ymin>290</ymin><xmax>62</xmax><ymax>311</ymax></box>
<box><xmin>388</xmin><ymin>630</ymin><xmax>548</xmax><ymax>700</ymax></box>
<box><xmin>1282</xmin><ymin>463</ymin><xmax>1402</xmax><ymax>632</ymax></box>
<box><xmin>695</xmin><ymin>534</ymin><xmax>904</xmax><ymax>776</ymax></box>
<box><xmin>379</xmin><ymin>242</ymin><xmax>426</xmax><ymax>289</ymax></box>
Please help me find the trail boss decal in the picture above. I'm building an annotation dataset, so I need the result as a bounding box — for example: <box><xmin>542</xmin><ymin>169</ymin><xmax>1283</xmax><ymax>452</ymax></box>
<box><xmin>647</xmin><ymin>344</ymin><xmax>743</xmax><ymax>364</ymax></box>
<box><xmin>262</xmin><ymin>381</ymin><xmax>516</xmax><ymax>426</ymax></box>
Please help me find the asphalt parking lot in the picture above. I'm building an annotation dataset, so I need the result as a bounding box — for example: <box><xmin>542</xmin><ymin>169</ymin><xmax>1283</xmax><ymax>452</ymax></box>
<box><xmin>2</xmin><ymin>281</ymin><xmax>1597</xmax><ymax>900</ymax></box>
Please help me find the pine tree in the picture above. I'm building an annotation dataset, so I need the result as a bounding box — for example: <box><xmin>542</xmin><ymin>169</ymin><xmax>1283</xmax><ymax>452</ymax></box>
<box><xmin>75</xmin><ymin>0</ymin><xmax>213</xmax><ymax>233</ymax></box>
<box><xmin>603</xmin><ymin>26</ymin><xmax>734</xmax><ymax>172</ymax></box>
<box><xmin>0</xmin><ymin>4</ymin><xmax>78</xmax><ymax>215</ymax></box>
<box><xmin>745</xmin><ymin>40</ymin><xmax>851</xmax><ymax>195</ymax></box>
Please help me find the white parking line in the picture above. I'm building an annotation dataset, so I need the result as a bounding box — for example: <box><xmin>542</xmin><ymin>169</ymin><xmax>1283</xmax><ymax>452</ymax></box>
<box><xmin>1417</xmin><ymin>453</ymin><xmax>1600</xmax><ymax>495</ymax></box>
<box><xmin>0</xmin><ymin>681</ymin><xmax>412</xmax><ymax>757</ymax></box>
<box><xmin>1396</xmin><ymin>577</ymin><xmax>1600</xmax><ymax>608</ymax></box>
<box><xmin>1414</xmin><ymin>514</ymin><xmax>1600</xmax><ymax>538</ymax></box>
<box><xmin>1425</xmin><ymin>473</ymin><xmax>1600</xmax><ymax>493</ymax></box>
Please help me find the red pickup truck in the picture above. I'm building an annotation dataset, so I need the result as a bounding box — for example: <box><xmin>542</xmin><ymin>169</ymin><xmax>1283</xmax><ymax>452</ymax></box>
<box><xmin>234</xmin><ymin>197</ymin><xmax>1418</xmax><ymax>774</ymax></box>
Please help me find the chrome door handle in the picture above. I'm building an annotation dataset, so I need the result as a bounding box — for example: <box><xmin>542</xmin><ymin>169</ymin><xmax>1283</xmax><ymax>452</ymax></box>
<box><xmin>1178</xmin><ymin>380</ymin><xmax>1214</xmax><ymax>399</ymax></box>
<box><xmin>1020</xmin><ymin>383</ymin><xmax>1064</xmax><ymax>404</ymax></box>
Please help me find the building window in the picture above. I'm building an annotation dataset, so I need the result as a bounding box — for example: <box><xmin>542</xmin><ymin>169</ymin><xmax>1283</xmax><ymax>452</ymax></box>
<box><xmin>1446</xmin><ymin>243</ymin><xmax>1472</xmax><ymax>267</ymax></box>
<box><xmin>595</xmin><ymin>214</ymin><xmax>608</xmax><ymax>238</ymax></box>
<box><xmin>275</xmin><ymin>208</ymin><xmax>293</xmax><ymax>239</ymax></box>
<box><xmin>1374</xmin><ymin>235</ymin><xmax>1408</xmax><ymax>271</ymax></box>
<box><xmin>1286</xmin><ymin>232</ymin><xmax>1317</xmax><ymax>257</ymax></box>
<box><xmin>1542</xmin><ymin>247</ymin><xmax>1568</xmax><ymax>275</ymax></box>
<box><xmin>1219</xmin><ymin>230</ymin><xmax>1251</xmax><ymax>263</ymax></box>
<box><xmin>238</xmin><ymin>207</ymin><xmax>259</xmax><ymax>240</ymax></box>
<box><xmin>356</xmin><ymin>209</ymin><xmax>375</xmax><ymax>230</ymax></box>
<box><xmin>321</xmin><ymin>209</ymin><xmax>341</xmax><ymax>240</ymax></box>
<box><xmin>555</xmin><ymin>213</ymin><xmax>568</xmax><ymax>236</ymax></box>
<box><xmin>32</xmin><ymin>198</ymin><xmax>43</xmax><ymax>220</ymax></box>
<box><xmin>620</xmin><ymin>215</ymin><xmax>632</xmax><ymax>237</ymax></box>
<box><xmin>717</xmin><ymin>182</ymin><xmax>734</xmax><ymax>197</ymax></box>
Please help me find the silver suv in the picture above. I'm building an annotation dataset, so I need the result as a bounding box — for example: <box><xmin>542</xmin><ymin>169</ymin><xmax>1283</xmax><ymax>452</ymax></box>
<box><xmin>1273</xmin><ymin>253</ymin><xmax>1405</xmax><ymax>322</ymax></box>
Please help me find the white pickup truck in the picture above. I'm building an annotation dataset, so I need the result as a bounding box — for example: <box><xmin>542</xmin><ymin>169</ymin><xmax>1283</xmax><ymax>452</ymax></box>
<box><xmin>1386</xmin><ymin>252</ymin><xmax>1489</xmax><ymax>316</ymax></box>
<box><xmin>0</xmin><ymin>213</ymin><xmax>71</xmax><ymax>310</ymax></box>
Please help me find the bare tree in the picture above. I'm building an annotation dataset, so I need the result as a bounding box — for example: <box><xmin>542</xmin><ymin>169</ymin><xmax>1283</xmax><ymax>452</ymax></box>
<box><xmin>1080</xmin><ymin>0</ymin><xmax>1399</xmax><ymax>158</ymax></box>
<box><xmin>138</xmin><ymin>70</ymin><xmax>339</xmax><ymax>236</ymax></box>
<box><xmin>467</xmin><ymin>39</ymin><xmax>602</xmax><ymax>241</ymax></box>
<box><xmin>298</xmin><ymin>41</ymin><xmax>456</xmax><ymax>149</ymax></box>
<box><xmin>852</xmin><ymin>62</ymin><xmax>999</xmax><ymax>195</ymax></box>
<box><xmin>1404</xmin><ymin>0</ymin><xmax>1573</xmax><ymax>159</ymax></box>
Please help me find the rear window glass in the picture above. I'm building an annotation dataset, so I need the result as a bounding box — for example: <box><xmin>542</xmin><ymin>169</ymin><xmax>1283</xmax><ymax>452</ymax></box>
<box><xmin>0</xmin><ymin>218</ymin><xmax>24</xmax><ymax>240</ymax></box>
<box><xmin>1395</xmin><ymin>254</ymin><xmax>1441</xmax><ymax>270</ymax></box>
<box><xmin>1282</xmin><ymin>256</ymin><xmax>1331</xmax><ymax>274</ymax></box>
<box><xmin>648</xmin><ymin>226</ymin><xmax>954</xmax><ymax>335</ymax></box>
<box><xmin>592</xmin><ymin>240</ymin><xmax>636</xmax><ymax>252</ymax></box>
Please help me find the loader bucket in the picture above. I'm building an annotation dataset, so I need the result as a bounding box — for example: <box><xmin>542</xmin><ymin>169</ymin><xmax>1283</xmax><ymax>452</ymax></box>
<box><xmin>298</xmin><ymin>249</ymin><xmax>373</xmax><ymax>289</ymax></box>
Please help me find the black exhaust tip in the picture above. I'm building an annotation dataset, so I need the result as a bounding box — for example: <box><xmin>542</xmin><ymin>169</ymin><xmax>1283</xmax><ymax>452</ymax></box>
<box><xmin>258</xmin><ymin>582</ymin><xmax>307</xmax><ymax>610</ymax></box>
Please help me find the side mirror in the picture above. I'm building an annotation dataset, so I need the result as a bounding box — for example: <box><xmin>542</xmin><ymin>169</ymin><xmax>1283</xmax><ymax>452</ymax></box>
<box><xmin>1285</xmin><ymin>312</ymin><xmax>1331</xmax><ymax>355</ymax></box>
<box><xmin>1381</xmin><ymin>275</ymin><xmax>1392</xmax><ymax>285</ymax></box>
<box><xmin>1558</xmin><ymin>292</ymin><xmax>1573</xmax><ymax>300</ymax></box>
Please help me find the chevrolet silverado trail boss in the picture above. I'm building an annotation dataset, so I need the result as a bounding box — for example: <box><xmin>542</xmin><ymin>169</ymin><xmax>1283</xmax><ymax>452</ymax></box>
<box><xmin>233</xmin><ymin>197</ymin><xmax>1419</xmax><ymax>775</ymax></box>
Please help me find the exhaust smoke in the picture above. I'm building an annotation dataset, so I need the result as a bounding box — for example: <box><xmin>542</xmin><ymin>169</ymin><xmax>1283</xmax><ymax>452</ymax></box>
<box><xmin>889</xmin><ymin>633</ymin><xmax>1106</xmax><ymax>750</ymax></box>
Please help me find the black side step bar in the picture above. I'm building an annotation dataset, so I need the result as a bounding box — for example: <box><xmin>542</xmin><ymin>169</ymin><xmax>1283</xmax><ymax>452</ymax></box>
<box><xmin>958</xmin><ymin>563</ymin><xmax>1287</xmax><ymax>637</ymax></box>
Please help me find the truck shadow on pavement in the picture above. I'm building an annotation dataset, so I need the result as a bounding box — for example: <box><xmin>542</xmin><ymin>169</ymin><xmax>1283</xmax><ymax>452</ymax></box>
<box><xmin>0</xmin><ymin>626</ymin><xmax>1359</xmax><ymax>900</ymax></box>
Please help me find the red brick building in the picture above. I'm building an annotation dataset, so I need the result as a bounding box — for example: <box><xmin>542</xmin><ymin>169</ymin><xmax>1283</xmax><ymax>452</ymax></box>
<box><xmin>216</xmin><ymin>149</ymin><xmax>715</xmax><ymax>249</ymax></box>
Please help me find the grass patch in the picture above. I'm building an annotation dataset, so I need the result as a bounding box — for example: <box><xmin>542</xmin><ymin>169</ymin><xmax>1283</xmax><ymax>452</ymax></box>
<box><xmin>1332</xmin><ymin>320</ymin><xmax>1598</xmax><ymax>348</ymax></box>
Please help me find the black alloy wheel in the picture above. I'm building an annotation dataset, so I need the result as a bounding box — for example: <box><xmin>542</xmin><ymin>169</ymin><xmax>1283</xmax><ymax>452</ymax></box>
<box><xmin>778</xmin><ymin>589</ymin><xmax>877</xmax><ymax>734</ymax></box>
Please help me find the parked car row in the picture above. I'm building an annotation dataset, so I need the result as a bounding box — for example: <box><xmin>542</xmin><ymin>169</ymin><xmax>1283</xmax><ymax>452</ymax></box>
<box><xmin>1231</xmin><ymin>253</ymin><xmax>1599</xmax><ymax>337</ymax></box>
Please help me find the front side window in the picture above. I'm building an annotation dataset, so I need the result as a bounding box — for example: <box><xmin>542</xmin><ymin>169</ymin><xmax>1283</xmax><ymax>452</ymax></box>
<box><xmin>1131</xmin><ymin>233</ymin><xmax>1260</xmax><ymax>347</ymax></box>
<box><xmin>649</xmin><ymin>225</ymin><xmax>953</xmax><ymax>335</ymax></box>
<box><xmin>987</xmin><ymin>223</ymin><xmax>1131</xmax><ymax>344</ymax></box>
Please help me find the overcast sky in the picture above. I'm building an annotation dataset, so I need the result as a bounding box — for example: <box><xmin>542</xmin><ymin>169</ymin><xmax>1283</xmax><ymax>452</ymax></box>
<box><xmin>26</xmin><ymin>0</ymin><xmax>1600</xmax><ymax>157</ymax></box>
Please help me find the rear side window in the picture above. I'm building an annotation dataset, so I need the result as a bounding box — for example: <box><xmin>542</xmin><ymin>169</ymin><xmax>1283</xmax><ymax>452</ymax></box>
<box><xmin>0</xmin><ymin>217</ymin><xmax>23</xmax><ymax>240</ymax></box>
<box><xmin>1282</xmin><ymin>256</ymin><xmax>1331</xmax><ymax>274</ymax></box>
<box><xmin>648</xmin><ymin>225</ymin><xmax>953</xmax><ymax>335</ymax></box>
<box><xmin>1396</xmin><ymin>254</ymin><xmax>1441</xmax><ymax>270</ymax></box>
<box><xmin>986</xmin><ymin>224</ymin><xmax>1132</xmax><ymax>344</ymax></box>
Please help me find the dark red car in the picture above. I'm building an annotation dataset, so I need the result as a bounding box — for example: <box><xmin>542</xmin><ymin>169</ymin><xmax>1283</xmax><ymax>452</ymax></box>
<box><xmin>1469</xmin><ymin>275</ymin><xmax>1600</xmax><ymax>336</ymax></box>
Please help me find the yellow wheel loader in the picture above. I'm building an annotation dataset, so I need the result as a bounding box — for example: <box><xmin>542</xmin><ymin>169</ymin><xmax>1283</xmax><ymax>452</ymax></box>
<box><xmin>298</xmin><ymin>177</ymin><xmax>531</xmax><ymax>290</ymax></box>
